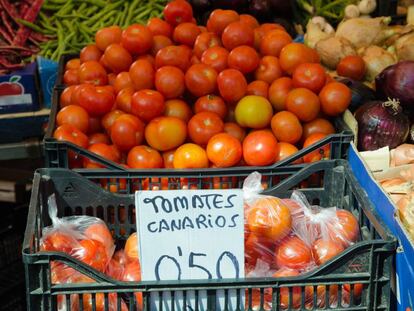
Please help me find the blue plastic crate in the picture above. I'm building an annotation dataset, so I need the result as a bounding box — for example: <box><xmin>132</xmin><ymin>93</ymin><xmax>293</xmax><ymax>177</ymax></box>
<box><xmin>348</xmin><ymin>144</ymin><xmax>414</xmax><ymax>311</ymax></box>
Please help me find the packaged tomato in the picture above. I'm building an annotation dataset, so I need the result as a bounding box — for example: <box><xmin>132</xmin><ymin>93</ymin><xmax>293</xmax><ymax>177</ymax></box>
<box><xmin>40</xmin><ymin>194</ymin><xmax>115</xmax><ymax>281</ymax></box>
<box><xmin>289</xmin><ymin>191</ymin><xmax>360</xmax><ymax>249</ymax></box>
<box><xmin>243</xmin><ymin>172</ymin><xmax>293</xmax><ymax>271</ymax></box>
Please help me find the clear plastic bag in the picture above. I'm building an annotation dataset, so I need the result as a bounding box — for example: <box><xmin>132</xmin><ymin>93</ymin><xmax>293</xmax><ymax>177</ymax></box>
<box><xmin>40</xmin><ymin>194</ymin><xmax>115</xmax><ymax>283</ymax></box>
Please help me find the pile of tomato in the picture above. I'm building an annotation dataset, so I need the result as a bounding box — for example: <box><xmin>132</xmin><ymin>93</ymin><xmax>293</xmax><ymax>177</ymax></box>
<box><xmin>55</xmin><ymin>0</ymin><xmax>351</xmax><ymax>170</ymax></box>
<box><xmin>245</xmin><ymin>196</ymin><xmax>361</xmax><ymax>309</ymax></box>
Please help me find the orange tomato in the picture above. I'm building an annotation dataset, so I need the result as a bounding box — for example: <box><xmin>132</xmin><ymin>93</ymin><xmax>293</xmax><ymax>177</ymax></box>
<box><xmin>145</xmin><ymin>116</ymin><xmax>187</xmax><ymax>151</ymax></box>
<box><xmin>268</xmin><ymin>77</ymin><xmax>293</xmax><ymax>112</ymax></box>
<box><xmin>279</xmin><ymin>43</ymin><xmax>320</xmax><ymax>75</ymax></box>
<box><xmin>285</xmin><ymin>88</ymin><xmax>320</xmax><ymax>122</ymax></box>
<box><xmin>173</xmin><ymin>22</ymin><xmax>201</xmax><ymax>47</ymax></box>
<box><xmin>260</xmin><ymin>29</ymin><xmax>292</xmax><ymax>57</ymax></box>
<box><xmin>302</xmin><ymin>118</ymin><xmax>335</xmax><ymax>141</ymax></box>
<box><xmin>151</xmin><ymin>35</ymin><xmax>173</xmax><ymax>56</ymax></box>
<box><xmin>292</xmin><ymin>63</ymin><xmax>326</xmax><ymax>93</ymax></box>
<box><xmin>271</xmin><ymin>111</ymin><xmax>303</xmax><ymax>144</ymax></box>
<box><xmin>302</xmin><ymin>133</ymin><xmax>330</xmax><ymax>163</ymax></box>
<box><xmin>164</xmin><ymin>99</ymin><xmax>193</xmax><ymax>122</ymax></box>
<box><xmin>188</xmin><ymin>111</ymin><xmax>224</xmax><ymax>145</ymax></box>
<box><xmin>223</xmin><ymin>122</ymin><xmax>246</xmax><ymax>142</ymax></box>
<box><xmin>121</xmin><ymin>24</ymin><xmax>153</xmax><ymax>55</ymax></box>
<box><xmin>319</xmin><ymin>82</ymin><xmax>352</xmax><ymax>116</ymax></box>
<box><xmin>312</xmin><ymin>239</ymin><xmax>344</xmax><ymax>265</ymax></box>
<box><xmin>193</xmin><ymin>32</ymin><xmax>222</xmax><ymax>58</ymax></box>
<box><xmin>103</xmin><ymin>43</ymin><xmax>133</xmax><ymax>73</ymax></box>
<box><xmin>147</xmin><ymin>17</ymin><xmax>173</xmax><ymax>38</ymax></box>
<box><xmin>255</xmin><ymin>56</ymin><xmax>283</xmax><ymax>84</ymax></box>
<box><xmin>173</xmin><ymin>143</ymin><xmax>209</xmax><ymax>169</ymax></box>
<box><xmin>127</xmin><ymin>145</ymin><xmax>163</xmax><ymax>168</ymax></box>
<box><xmin>57</xmin><ymin>105</ymin><xmax>89</xmax><ymax>133</ymax></box>
<box><xmin>124</xmin><ymin>232</ymin><xmax>139</xmax><ymax>262</ymax></box>
<box><xmin>327</xmin><ymin>209</ymin><xmax>359</xmax><ymax>247</ymax></box>
<box><xmin>206</xmin><ymin>9</ymin><xmax>239</xmax><ymax>36</ymax></box>
<box><xmin>239</xmin><ymin>14</ymin><xmax>259</xmax><ymax>29</ymax></box>
<box><xmin>95</xmin><ymin>26</ymin><xmax>122</xmax><ymax>51</ymax></box>
<box><xmin>246</xmin><ymin>80</ymin><xmax>269</xmax><ymax>97</ymax></box>
<box><xmin>84</xmin><ymin>223</ymin><xmax>114</xmax><ymax>258</ymax></box>
<box><xmin>275</xmin><ymin>142</ymin><xmax>300</xmax><ymax>162</ymax></box>
<box><xmin>247</xmin><ymin>196</ymin><xmax>292</xmax><ymax>241</ymax></box>
<box><xmin>113</xmin><ymin>72</ymin><xmax>133</xmax><ymax>93</ymax></box>
<box><xmin>206</xmin><ymin>133</ymin><xmax>242</xmax><ymax>167</ymax></box>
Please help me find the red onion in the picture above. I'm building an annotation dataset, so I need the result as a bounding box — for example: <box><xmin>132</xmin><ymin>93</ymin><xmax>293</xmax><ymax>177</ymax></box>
<box><xmin>375</xmin><ymin>61</ymin><xmax>414</xmax><ymax>108</ymax></box>
<box><xmin>355</xmin><ymin>99</ymin><xmax>410</xmax><ymax>151</ymax></box>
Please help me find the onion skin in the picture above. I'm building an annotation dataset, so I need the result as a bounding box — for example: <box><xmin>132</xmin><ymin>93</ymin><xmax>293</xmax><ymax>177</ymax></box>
<box><xmin>375</xmin><ymin>61</ymin><xmax>414</xmax><ymax>108</ymax></box>
<box><xmin>355</xmin><ymin>100</ymin><xmax>409</xmax><ymax>151</ymax></box>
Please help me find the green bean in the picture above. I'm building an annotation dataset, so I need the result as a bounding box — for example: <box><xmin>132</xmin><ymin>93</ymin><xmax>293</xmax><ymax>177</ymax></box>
<box><xmin>124</xmin><ymin>0</ymin><xmax>142</xmax><ymax>26</ymax></box>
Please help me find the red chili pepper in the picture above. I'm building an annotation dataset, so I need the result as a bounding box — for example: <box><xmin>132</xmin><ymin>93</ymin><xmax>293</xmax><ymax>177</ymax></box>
<box><xmin>1</xmin><ymin>11</ymin><xmax>15</xmax><ymax>38</ymax></box>
<box><xmin>13</xmin><ymin>0</ymin><xmax>44</xmax><ymax>46</ymax></box>
<box><xmin>0</xmin><ymin>0</ymin><xmax>19</xmax><ymax>21</ymax></box>
<box><xmin>0</xmin><ymin>28</ymin><xmax>13</xmax><ymax>44</ymax></box>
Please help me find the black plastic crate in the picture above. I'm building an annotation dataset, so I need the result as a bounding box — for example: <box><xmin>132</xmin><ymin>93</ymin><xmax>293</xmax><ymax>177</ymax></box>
<box><xmin>45</xmin><ymin>55</ymin><xmax>353</xmax><ymax>171</ymax></box>
<box><xmin>23</xmin><ymin>160</ymin><xmax>396</xmax><ymax>311</ymax></box>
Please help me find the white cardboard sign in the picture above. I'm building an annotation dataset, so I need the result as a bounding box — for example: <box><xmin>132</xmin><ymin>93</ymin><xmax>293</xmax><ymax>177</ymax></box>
<box><xmin>136</xmin><ymin>189</ymin><xmax>245</xmax><ymax>311</ymax></box>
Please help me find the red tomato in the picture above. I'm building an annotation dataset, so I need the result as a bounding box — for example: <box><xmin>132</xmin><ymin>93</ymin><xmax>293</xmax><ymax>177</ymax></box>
<box><xmin>337</xmin><ymin>55</ymin><xmax>366</xmax><ymax>81</ymax></box>
<box><xmin>103</xmin><ymin>43</ymin><xmax>133</xmax><ymax>73</ymax></box>
<box><xmin>113</xmin><ymin>72</ymin><xmax>133</xmax><ymax>93</ymax></box>
<box><xmin>207</xmin><ymin>9</ymin><xmax>239</xmax><ymax>36</ymax></box>
<box><xmin>292</xmin><ymin>63</ymin><xmax>326</xmax><ymax>93</ymax></box>
<box><xmin>88</xmin><ymin>133</ymin><xmax>110</xmax><ymax>145</ymax></box>
<box><xmin>65</xmin><ymin>58</ymin><xmax>80</xmax><ymax>70</ymax></box>
<box><xmin>95</xmin><ymin>26</ymin><xmax>122</xmax><ymax>51</ymax></box>
<box><xmin>162</xmin><ymin>150</ymin><xmax>176</xmax><ymax>168</ymax></box>
<box><xmin>155</xmin><ymin>45</ymin><xmax>192</xmax><ymax>71</ymax></box>
<box><xmin>137</xmin><ymin>54</ymin><xmax>155</xmax><ymax>66</ymax></box>
<box><xmin>228</xmin><ymin>45</ymin><xmax>260</xmax><ymax>74</ymax></box>
<box><xmin>206</xmin><ymin>133</ymin><xmax>242</xmax><ymax>167</ymax></box>
<box><xmin>217</xmin><ymin>69</ymin><xmax>247</xmax><ymax>103</ymax></box>
<box><xmin>327</xmin><ymin>210</ymin><xmax>359</xmax><ymax>247</ymax></box>
<box><xmin>343</xmin><ymin>283</ymin><xmax>363</xmax><ymax>303</ymax></box>
<box><xmin>122</xmin><ymin>261</ymin><xmax>143</xmax><ymax>308</ymax></box>
<box><xmin>53</xmin><ymin>124</ymin><xmax>88</xmax><ymax>148</ymax></box>
<box><xmin>245</xmin><ymin>233</ymin><xmax>275</xmax><ymax>268</ymax></box>
<box><xmin>279</xmin><ymin>43</ymin><xmax>320</xmax><ymax>75</ymax></box>
<box><xmin>78</xmin><ymin>84</ymin><xmax>115</xmax><ymax>117</ymax></box>
<box><xmin>84</xmin><ymin>223</ymin><xmax>115</xmax><ymax>258</ymax></box>
<box><xmin>41</xmin><ymin>231</ymin><xmax>78</xmax><ymax>253</ymax></box>
<box><xmin>185</xmin><ymin>64</ymin><xmax>217</xmax><ymax>97</ymax></box>
<box><xmin>201</xmin><ymin>46</ymin><xmax>229</xmax><ymax>72</ymax></box>
<box><xmin>254</xmin><ymin>56</ymin><xmax>283</xmax><ymax>84</ymax></box>
<box><xmin>271</xmin><ymin>111</ymin><xmax>303</xmax><ymax>144</ymax></box>
<box><xmin>243</xmin><ymin>130</ymin><xmax>278</xmax><ymax>166</ymax></box>
<box><xmin>88</xmin><ymin>116</ymin><xmax>103</xmax><ymax>134</ymax></box>
<box><xmin>302</xmin><ymin>118</ymin><xmax>335</xmax><ymax>141</ymax></box>
<box><xmin>127</xmin><ymin>145</ymin><xmax>163</xmax><ymax>168</ymax></box>
<box><xmin>155</xmin><ymin>66</ymin><xmax>185</xmax><ymax>99</ymax></box>
<box><xmin>319</xmin><ymin>82</ymin><xmax>352</xmax><ymax>116</ymax></box>
<box><xmin>194</xmin><ymin>95</ymin><xmax>227</xmax><ymax>119</ymax></box>
<box><xmin>274</xmin><ymin>236</ymin><xmax>312</xmax><ymax>270</ymax></box>
<box><xmin>312</xmin><ymin>239</ymin><xmax>344</xmax><ymax>266</ymax></box>
<box><xmin>222</xmin><ymin>21</ymin><xmax>254</xmax><ymax>50</ymax></box>
<box><xmin>115</xmin><ymin>87</ymin><xmax>134</xmax><ymax>113</ymax></box>
<box><xmin>63</xmin><ymin>69</ymin><xmax>79</xmax><ymax>85</ymax></box>
<box><xmin>60</xmin><ymin>86</ymin><xmax>76</xmax><ymax>107</ymax></box>
<box><xmin>129</xmin><ymin>59</ymin><xmax>155</xmax><ymax>91</ymax></box>
<box><xmin>246</xmin><ymin>80</ymin><xmax>269</xmax><ymax>97</ymax></box>
<box><xmin>173</xmin><ymin>143</ymin><xmax>209</xmax><ymax>169</ymax></box>
<box><xmin>77</xmin><ymin>239</ymin><xmax>109</xmax><ymax>272</ymax></box>
<box><xmin>145</xmin><ymin>116</ymin><xmax>187</xmax><ymax>151</ymax></box>
<box><xmin>163</xmin><ymin>0</ymin><xmax>193</xmax><ymax>27</ymax></box>
<box><xmin>57</xmin><ymin>105</ymin><xmax>89</xmax><ymax>133</ymax></box>
<box><xmin>260</xmin><ymin>29</ymin><xmax>292</xmax><ymax>57</ymax></box>
<box><xmin>188</xmin><ymin>111</ymin><xmax>224</xmax><ymax>145</ymax></box>
<box><xmin>268</xmin><ymin>77</ymin><xmax>293</xmax><ymax>111</ymax></box>
<box><xmin>173</xmin><ymin>22</ymin><xmax>201</xmax><ymax>47</ymax></box>
<box><xmin>223</xmin><ymin>122</ymin><xmax>246</xmax><ymax>142</ymax></box>
<box><xmin>239</xmin><ymin>14</ymin><xmax>259</xmax><ymax>29</ymax></box>
<box><xmin>275</xmin><ymin>142</ymin><xmax>300</xmax><ymax>162</ymax></box>
<box><xmin>247</xmin><ymin>196</ymin><xmax>292</xmax><ymax>241</ymax></box>
<box><xmin>164</xmin><ymin>99</ymin><xmax>193</xmax><ymax>122</ymax></box>
<box><xmin>147</xmin><ymin>17</ymin><xmax>173</xmax><ymax>38</ymax></box>
<box><xmin>302</xmin><ymin>133</ymin><xmax>330</xmax><ymax>163</ymax></box>
<box><xmin>78</xmin><ymin>61</ymin><xmax>108</xmax><ymax>85</ymax></box>
<box><xmin>151</xmin><ymin>35</ymin><xmax>173</xmax><ymax>56</ymax></box>
<box><xmin>110</xmin><ymin>114</ymin><xmax>145</xmax><ymax>152</ymax></box>
<box><xmin>191</xmin><ymin>54</ymin><xmax>201</xmax><ymax>65</ymax></box>
<box><xmin>193</xmin><ymin>32</ymin><xmax>222</xmax><ymax>58</ymax></box>
<box><xmin>285</xmin><ymin>88</ymin><xmax>320</xmax><ymax>122</ymax></box>
<box><xmin>131</xmin><ymin>89</ymin><xmax>165</xmax><ymax>122</ymax></box>
<box><xmin>84</xmin><ymin>143</ymin><xmax>120</xmax><ymax>168</ymax></box>
<box><xmin>80</xmin><ymin>44</ymin><xmax>102</xmax><ymax>63</ymax></box>
<box><xmin>121</xmin><ymin>24</ymin><xmax>153</xmax><ymax>55</ymax></box>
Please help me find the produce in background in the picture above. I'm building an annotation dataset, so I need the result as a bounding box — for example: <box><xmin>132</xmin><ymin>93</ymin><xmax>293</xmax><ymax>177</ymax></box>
<box><xmin>243</xmin><ymin>172</ymin><xmax>361</xmax><ymax>309</ymax></box>
<box><xmin>54</xmin><ymin>0</ymin><xmax>352</xmax><ymax>171</ymax></box>
<box><xmin>19</xmin><ymin>0</ymin><xmax>168</xmax><ymax>61</ymax></box>
<box><xmin>0</xmin><ymin>0</ymin><xmax>46</xmax><ymax>72</ymax></box>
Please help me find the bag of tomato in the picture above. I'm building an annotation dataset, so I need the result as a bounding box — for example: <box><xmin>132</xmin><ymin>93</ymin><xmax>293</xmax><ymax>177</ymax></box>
<box><xmin>40</xmin><ymin>194</ymin><xmax>115</xmax><ymax>283</ymax></box>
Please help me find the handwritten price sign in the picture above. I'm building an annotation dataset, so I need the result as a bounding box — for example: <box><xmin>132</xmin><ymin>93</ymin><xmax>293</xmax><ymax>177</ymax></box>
<box><xmin>136</xmin><ymin>189</ymin><xmax>245</xmax><ymax>310</ymax></box>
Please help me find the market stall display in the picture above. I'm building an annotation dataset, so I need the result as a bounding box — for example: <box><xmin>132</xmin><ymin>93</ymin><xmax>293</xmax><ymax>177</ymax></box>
<box><xmin>23</xmin><ymin>160</ymin><xmax>396</xmax><ymax>311</ymax></box>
